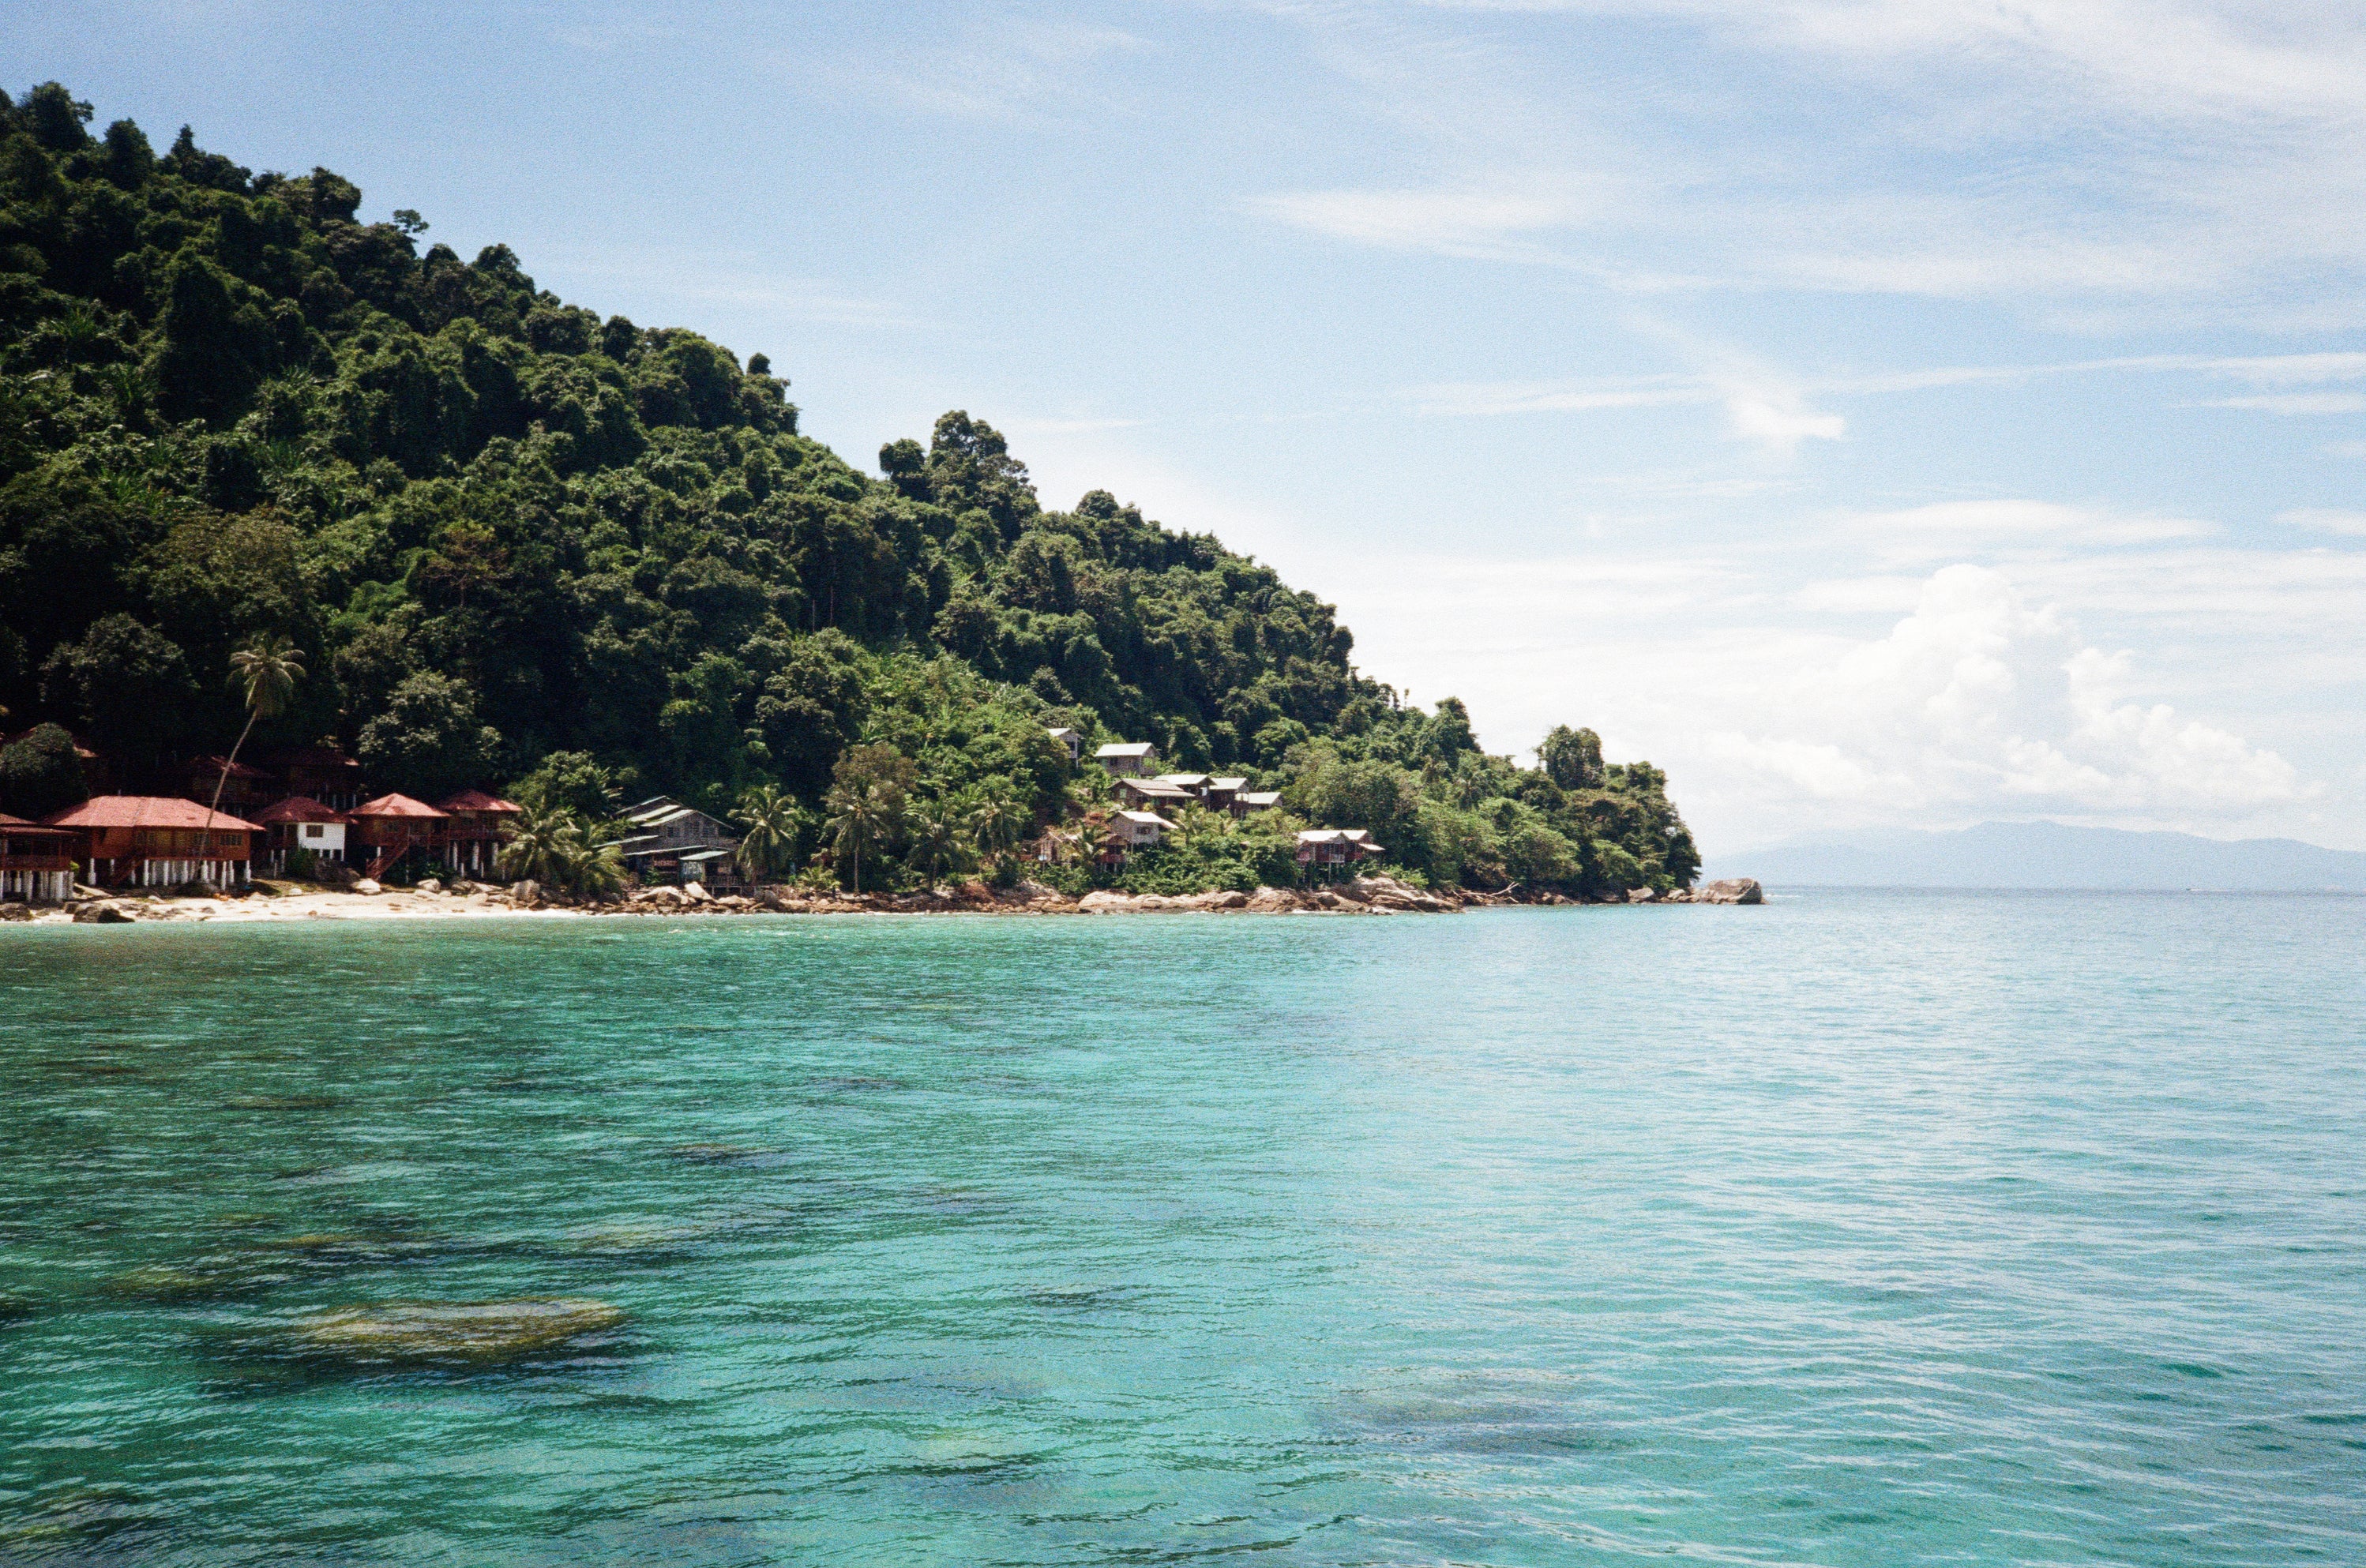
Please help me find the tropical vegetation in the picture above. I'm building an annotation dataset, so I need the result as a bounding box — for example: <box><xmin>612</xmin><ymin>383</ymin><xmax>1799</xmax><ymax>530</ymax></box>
<box><xmin>0</xmin><ymin>81</ymin><xmax>1698</xmax><ymax>895</ymax></box>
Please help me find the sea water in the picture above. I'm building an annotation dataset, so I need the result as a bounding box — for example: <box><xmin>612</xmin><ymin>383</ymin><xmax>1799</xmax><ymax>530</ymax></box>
<box><xmin>0</xmin><ymin>891</ymin><xmax>2360</xmax><ymax>1566</ymax></box>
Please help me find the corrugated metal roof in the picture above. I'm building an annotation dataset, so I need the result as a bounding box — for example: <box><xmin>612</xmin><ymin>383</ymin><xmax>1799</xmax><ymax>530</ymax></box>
<box><xmin>1095</xmin><ymin>742</ymin><xmax>1155</xmax><ymax>757</ymax></box>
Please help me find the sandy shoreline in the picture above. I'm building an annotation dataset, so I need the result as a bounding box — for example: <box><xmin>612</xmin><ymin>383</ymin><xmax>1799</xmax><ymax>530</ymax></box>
<box><xmin>3</xmin><ymin>873</ymin><xmax>1763</xmax><ymax>927</ymax></box>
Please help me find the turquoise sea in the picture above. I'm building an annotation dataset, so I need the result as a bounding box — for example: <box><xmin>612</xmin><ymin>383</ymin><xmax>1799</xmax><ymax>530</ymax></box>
<box><xmin>2</xmin><ymin>891</ymin><xmax>2361</xmax><ymax>1566</ymax></box>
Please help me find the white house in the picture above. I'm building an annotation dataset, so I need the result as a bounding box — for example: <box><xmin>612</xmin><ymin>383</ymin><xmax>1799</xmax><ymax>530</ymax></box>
<box><xmin>1110</xmin><ymin>809</ymin><xmax>1178</xmax><ymax>849</ymax></box>
<box><xmin>1046</xmin><ymin>726</ymin><xmax>1081</xmax><ymax>762</ymax></box>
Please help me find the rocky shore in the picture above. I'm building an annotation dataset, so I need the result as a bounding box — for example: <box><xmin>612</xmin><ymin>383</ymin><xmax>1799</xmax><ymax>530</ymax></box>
<box><xmin>7</xmin><ymin>875</ymin><xmax>1763</xmax><ymax>926</ymax></box>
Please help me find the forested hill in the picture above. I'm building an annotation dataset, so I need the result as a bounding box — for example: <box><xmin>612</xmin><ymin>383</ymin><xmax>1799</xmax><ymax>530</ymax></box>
<box><xmin>0</xmin><ymin>81</ymin><xmax>1699</xmax><ymax>894</ymax></box>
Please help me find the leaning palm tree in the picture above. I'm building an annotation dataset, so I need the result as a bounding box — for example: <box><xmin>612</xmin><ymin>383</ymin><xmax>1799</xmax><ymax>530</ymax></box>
<box><xmin>498</xmin><ymin>805</ymin><xmax>580</xmax><ymax>886</ymax></box>
<box><xmin>562</xmin><ymin>831</ymin><xmax>627</xmax><ymax>900</ymax></box>
<box><xmin>735</xmin><ymin>783</ymin><xmax>798</xmax><ymax>883</ymax></box>
<box><xmin>823</xmin><ymin>778</ymin><xmax>900</xmax><ymax>895</ymax></box>
<box><xmin>1070</xmin><ymin>820</ymin><xmax>1108</xmax><ymax>870</ymax></box>
<box><xmin>201</xmin><ymin>634</ymin><xmax>306</xmax><ymax>865</ymax></box>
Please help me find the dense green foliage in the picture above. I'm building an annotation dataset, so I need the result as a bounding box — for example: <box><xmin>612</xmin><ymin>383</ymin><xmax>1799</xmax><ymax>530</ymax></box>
<box><xmin>0</xmin><ymin>83</ymin><xmax>1698</xmax><ymax>892</ymax></box>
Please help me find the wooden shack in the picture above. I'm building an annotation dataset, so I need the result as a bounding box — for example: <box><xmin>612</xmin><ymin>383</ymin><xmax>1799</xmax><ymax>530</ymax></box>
<box><xmin>44</xmin><ymin>796</ymin><xmax>260</xmax><ymax>888</ymax></box>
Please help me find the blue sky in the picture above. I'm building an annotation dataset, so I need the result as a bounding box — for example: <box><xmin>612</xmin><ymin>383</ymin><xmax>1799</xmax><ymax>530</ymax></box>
<box><xmin>11</xmin><ymin>1</ymin><xmax>2365</xmax><ymax>852</ymax></box>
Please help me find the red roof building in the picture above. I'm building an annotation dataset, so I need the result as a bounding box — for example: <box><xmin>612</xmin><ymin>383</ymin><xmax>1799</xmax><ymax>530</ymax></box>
<box><xmin>435</xmin><ymin>790</ymin><xmax>521</xmax><ymax>879</ymax></box>
<box><xmin>184</xmin><ymin>754</ymin><xmax>271</xmax><ymax>812</ymax></box>
<box><xmin>0</xmin><ymin>812</ymin><xmax>77</xmax><ymax>903</ymax></box>
<box><xmin>44</xmin><ymin>796</ymin><xmax>262</xmax><ymax>889</ymax></box>
<box><xmin>348</xmin><ymin>793</ymin><xmax>449</xmax><ymax>880</ymax></box>
<box><xmin>251</xmin><ymin>745</ymin><xmax>369</xmax><ymax>811</ymax></box>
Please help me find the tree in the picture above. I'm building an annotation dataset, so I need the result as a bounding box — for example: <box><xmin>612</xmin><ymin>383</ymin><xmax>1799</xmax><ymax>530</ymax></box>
<box><xmin>498</xmin><ymin>805</ymin><xmax>578</xmax><ymax>886</ymax></box>
<box><xmin>823</xmin><ymin>778</ymin><xmax>900</xmax><ymax>895</ymax></box>
<box><xmin>0</xmin><ymin>724</ymin><xmax>88</xmax><ymax>819</ymax></box>
<box><xmin>734</xmin><ymin>782</ymin><xmax>798</xmax><ymax>882</ymax></box>
<box><xmin>39</xmin><ymin>615</ymin><xmax>197</xmax><ymax>772</ymax></box>
<box><xmin>906</xmin><ymin>807</ymin><xmax>967</xmax><ymax>884</ymax></box>
<box><xmin>358</xmin><ymin>673</ymin><xmax>501</xmax><ymax>801</ymax></box>
<box><xmin>1538</xmin><ymin>725</ymin><xmax>1605</xmax><ymax>791</ymax></box>
<box><xmin>966</xmin><ymin>788</ymin><xmax>1029</xmax><ymax>867</ymax></box>
<box><xmin>201</xmin><ymin>634</ymin><xmax>305</xmax><ymax>859</ymax></box>
<box><xmin>510</xmin><ymin>750</ymin><xmax>622</xmax><ymax>821</ymax></box>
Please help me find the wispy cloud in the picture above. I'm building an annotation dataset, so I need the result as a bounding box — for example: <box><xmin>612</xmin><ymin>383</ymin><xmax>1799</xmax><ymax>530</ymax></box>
<box><xmin>2277</xmin><ymin>508</ymin><xmax>2366</xmax><ymax>536</ymax></box>
<box><xmin>2203</xmin><ymin>392</ymin><xmax>2366</xmax><ymax>415</ymax></box>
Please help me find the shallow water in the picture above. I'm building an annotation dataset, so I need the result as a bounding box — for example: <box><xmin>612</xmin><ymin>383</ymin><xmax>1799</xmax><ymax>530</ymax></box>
<box><xmin>2</xmin><ymin>892</ymin><xmax>2361</xmax><ymax>1566</ymax></box>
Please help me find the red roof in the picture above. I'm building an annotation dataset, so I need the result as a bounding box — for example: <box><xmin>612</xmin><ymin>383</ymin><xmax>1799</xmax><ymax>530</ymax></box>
<box><xmin>253</xmin><ymin>795</ymin><xmax>351</xmax><ymax>825</ymax></box>
<box><xmin>0</xmin><ymin>812</ymin><xmax>73</xmax><ymax>835</ymax></box>
<box><xmin>438</xmin><ymin>790</ymin><xmax>521</xmax><ymax>814</ymax></box>
<box><xmin>350</xmin><ymin>793</ymin><xmax>449</xmax><ymax>820</ymax></box>
<box><xmin>45</xmin><ymin>796</ymin><xmax>261</xmax><ymax>831</ymax></box>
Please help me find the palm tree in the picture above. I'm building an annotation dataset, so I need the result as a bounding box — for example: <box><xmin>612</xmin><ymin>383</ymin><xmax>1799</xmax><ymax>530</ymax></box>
<box><xmin>735</xmin><ymin>783</ymin><xmax>798</xmax><ymax>883</ymax></box>
<box><xmin>498</xmin><ymin>805</ymin><xmax>580</xmax><ymax>886</ymax></box>
<box><xmin>906</xmin><ymin>808</ymin><xmax>967</xmax><ymax>885</ymax></box>
<box><xmin>967</xmin><ymin>789</ymin><xmax>1030</xmax><ymax>868</ymax></box>
<box><xmin>562</xmin><ymin>831</ymin><xmax>626</xmax><ymax>900</ymax></box>
<box><xmin>1070</xmin><ymin>820</ymin><xmax>1108</xmax><ymax>870</ymax></box>
<box><xmin>824</xmin><ymin>778</ymin><xmax>900</xmax><ymax>895</ymax></box>
<box><xmin>201</xmin><ymin>635</ymin><xmax>305</xmax><ymax>865</ymax></box>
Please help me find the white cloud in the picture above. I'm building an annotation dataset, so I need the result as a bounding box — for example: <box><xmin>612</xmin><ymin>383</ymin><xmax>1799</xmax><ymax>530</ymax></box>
<box><xmin>1850</xmin><ymin>500</ymin><xmax>2216</xmax><ymax>561</ymax></box>
<box><xmin>2203</xmin><ymin>392</ymin><xmax>2366</xmax><ymax>415</ymax></box>
<box><xmin>2277</xmin><ymin>508</ymin><xmax>2366</xmax><ymax>537</ymax></box>
<box><xmin>1241</xmin><ymin>180</ymin><xmax>1609</xmax><ymax>265</ymax></box>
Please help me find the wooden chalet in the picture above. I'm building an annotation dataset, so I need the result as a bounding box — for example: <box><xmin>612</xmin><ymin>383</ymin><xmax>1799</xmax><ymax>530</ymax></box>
<box><xmin>348</xmin><ymin>793</ymin><xmax>449</xmax><ymax>880</ymax></box>
<box><xmin>1114</xmin><ymin>777</ymin><xmax>1196</xmax><ymax>811</ymax></box>
<box><xmin>436</xmin><ymin>790</ymin><xmax>520</xmax><ymax>878</ymax></box>
<box><xmin>185</xmin><ymin>755</ymin><xmax>271</xmax><ymax>815</ymax></box>
<box><xmin>252</xmin><ymin>796</ymin><xmax>351</xmax><ymax>870</ymax></box>
<box><xmin>1046</xmin><ymin>726</ymin><xmax>1082</xmax><ymax>762</ymax></box>
<box><xmin>252</xmin><ymin>745</ymin><xmax>370</xmax><ymax>812</ymax></box>
<box><xmin>0</xmin><ymin>813</ymin><xmax>77</xmax><ymax>902</ymax></box>
<box><xmin>1202</xmin><ymin>776</ymin><xmax>1246</xmax><ymax>811</ymax></box>
<box><xmin>1231</xmin><ymin>790</ymin><xmax>1282</xmax><ymax>817</ymax></box>
<box><xmin>614</xmin><ymin>797</ymin><xmax>743</xmax><ymax>890</ymax></box>
<box><xmin>44</xmin><ymin>796</ymin><xmax>260</xmax><ymax>888</ymax></box>
<box><xmin>1094</xmin><ymin>741</ymin><xmax>1157</xmax><ymax>778</ymax></box>
<box><xmin>1296</xmin><ymin>828</ymin><xmax>1382</xmax><ymax>867</ymax></box>
<box><xmin>1109</xmin><ymin>809</ymin><xmax>1178</xmax><ymax>856</ymax></box>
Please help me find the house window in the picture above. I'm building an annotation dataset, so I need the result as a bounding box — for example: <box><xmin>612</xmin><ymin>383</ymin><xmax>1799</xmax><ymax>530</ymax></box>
<box><xmin>303</xmin><ymin>824</ymin><xmax>325</xmax><ymax>839</ymax></box>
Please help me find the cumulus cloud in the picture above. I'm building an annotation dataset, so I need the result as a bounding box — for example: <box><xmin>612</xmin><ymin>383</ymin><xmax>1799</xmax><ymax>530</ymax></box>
<box><xmin>1699</xmin><ymin>565</ymin><xmax>2307</xmax><ymax>819</ymax></box>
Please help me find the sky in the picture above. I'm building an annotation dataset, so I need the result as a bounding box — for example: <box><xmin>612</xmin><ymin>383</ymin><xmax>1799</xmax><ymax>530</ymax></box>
<box><xmin>9</xmin><ymin>0</ymin><xmax>2366</xmax><ymax>853</ymax></box>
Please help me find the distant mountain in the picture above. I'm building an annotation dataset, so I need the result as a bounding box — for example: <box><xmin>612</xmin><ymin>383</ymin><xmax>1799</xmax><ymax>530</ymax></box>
<box><xmin>1705</xmin><ymin>821</ymin><xmax>2366</xmax><ymax>891</ymax></box>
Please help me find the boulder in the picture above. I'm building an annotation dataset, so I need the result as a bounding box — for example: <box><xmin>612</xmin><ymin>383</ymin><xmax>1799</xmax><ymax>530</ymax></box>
<box><xmin>1626</xmin><ymin>886</ymin><xmax>1659</xmax><ymax>903</ymax></box>
<box><xmin>1186</xmin><ymin>888</ymin><xmax>1249</xmax><ymax>910</ymax></box>
<box><xmin>279</xmin><ymin>1297</ymin><xmax>625</xmax><ymax>1368</ymax></box>
<box><xmin>71</xmin><ymin>900</ymin><xmax>134</xmax><ymax>924</ymax></box>
<box><xmin>0</xmin><ymin>902</ymin><xmax>31</xmax><ymax>922</ymax></box>
<box><xmin>1245</xmin><ymin>886</ymin><xmax>1300</xmax><ymax>912</ymax></box>
<box><xmin>956</xmin><ymin>879</ymin><xmax>996</xmax><ymax>904</ymax></box>
<box><xmin>1349</xmin><ymin>875</ymin><xmax>1452</xmax><ymax>913</ymax></box>
<box><xmin>678</xmin><ymin>880</ymin><xmax>714</xmax><ymax>903</ymax></box>
<box><xmin>715</xmin><ymin>895</ymin><xmax>754</xmax><ymax>910</ymax></box>
<box><xmin>352</xmin><ymin>879</ymin><xmax>383</xmax><ymax>896</ymax></box>
<box><xmin>1076</xmin><ymin>890</ymin><xmax>1140</xmax><ymax>913</ymax></box>
<box><xmin>1695</xmin><ymin>877</ymin><xmax>1765</xmax><ymax>906</ymax></box>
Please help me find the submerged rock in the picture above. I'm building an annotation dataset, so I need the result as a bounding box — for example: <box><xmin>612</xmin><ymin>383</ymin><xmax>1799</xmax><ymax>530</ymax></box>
<box><xmin>280</xmin><ymin>1297</ymin><xmax>625</xmax><ymax>1367</ymax></box>
<box><xmin>105</xmin><ymin>1259</ymin><xmax>284</xmax><ymax>1303</ymax></box>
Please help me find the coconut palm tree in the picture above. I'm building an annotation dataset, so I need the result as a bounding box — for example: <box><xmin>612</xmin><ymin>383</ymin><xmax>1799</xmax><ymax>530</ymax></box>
<box><xmin>967</xmin><ymin>789</ymin><xmax>1030</xmax><ymax>868</ymax></box>
<box><xmin>906</xmin><ymin>808</ymin><xmax>967</xmax><ymax>884</ymax></box>
<box><xmin>562</xmin><ymin>831</ymin><xmax>626</xmax><ymax>900</ymax></box>
<box><xmin>734</xmin><ymin>783</ymin><xmax>798</xmax><ymax>883</ymax></box>
<box><xmin>824</xmin><ymin>778</ymin><xmax>900</xmax><ymax>895</ymax></box>
<box><xmin>201</xmin><ymin>634</ymin><xmax>306</xmax><ymax>865</ymax></box>
<box><xmin>498</xmin><ymin>805</ymin><xmax>580</xmax><ymax>886</ymax></box>
<box><xmin>1070</xmin><ymin>820</ymin><xmax>1107</xmax><ymax>871</ymax></box>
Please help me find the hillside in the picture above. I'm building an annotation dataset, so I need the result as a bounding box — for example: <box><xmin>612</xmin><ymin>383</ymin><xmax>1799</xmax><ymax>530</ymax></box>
<box><xmin>1707</xmin><ymin>822</ymin><xmax>2366</xmax><ymax>891</ymax></box>
<box><xmin>0</xmin><ymin>81</ymin><xmax>1699</xmax><ymax>895</ymax></box>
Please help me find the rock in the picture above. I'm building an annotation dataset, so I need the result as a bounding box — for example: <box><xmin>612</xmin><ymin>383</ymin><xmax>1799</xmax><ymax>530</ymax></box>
<box><xmin>1695</xmin><ymin>877</ymin><xmax>1765</xmax><ymax>906</ymax></box>
<box><xmin>678</xmin><ymin>880</ymin><xmax>713</xmax><ymax>903</ymax></box>
<box><xmin>956</xmin><ymin>879</ymin><xmax>996</xmax><ymax>904</ymax></box>
<box><xmin>1663</xmin><ymin>887</ymin><xmax>1693</xmax><ymax>903</ymax></box>
<box><xmin>279</xmin><ymin>1298</ymin><xmax>625</xmax><ymax>1367</ymax></box>
<box><xmin>1627</xmin><ymin>886</ymin><xmax>1658</xmax><ymax>903</ymax></box>
<box><xmin>1076</xmin><ymin>890</ymin><xmax>1140</xmax><ymax>913</ymax></box>
<box><xmin>0</xmin><ymin>902</ymin><xmax>31</xmax><ymax>922</ymax></box>
<box><xmin>1188</xmin><ymin>888</ymin><xmax>1249</xmax><ymax>910</ymax></box>
<box><xmin>352</xmin><ymin>879</ymin><xmax>383</xmax><ymax>896</ymax></box>
<box><xmin>1245</xmin><ymin>885</ymin><xmax>1299</xmax><ymax>912</ymax></box>
<box><xmin>715</xmin><ymin>895</ymin><xmax>754</xmax><ymax>910</ymax></box>
<box><xmin>71</xmin><ymin>900</ymin><xmax>134</xmax><ymax>924</ymax></box>
<box><xmin>416</xmin><ymin>878</ymin><xmax>442</xmax><ymax>895</ymax></box>
<box><xmin>1349</xmin><ymin>875</ymin><xmax>1452</xmax><ymax>913</ymax></box>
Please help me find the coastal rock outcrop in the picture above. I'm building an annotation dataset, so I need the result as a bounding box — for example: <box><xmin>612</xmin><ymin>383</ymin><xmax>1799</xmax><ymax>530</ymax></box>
<box><xmin>70</xmin><ymin>900</ymin><xmax>135</xmax><ymax>924</ymax></box>
<box><xmin>1694</xmin><ymin>878</ymin><xmax>1764</xmax><ymax>905</ymax></box>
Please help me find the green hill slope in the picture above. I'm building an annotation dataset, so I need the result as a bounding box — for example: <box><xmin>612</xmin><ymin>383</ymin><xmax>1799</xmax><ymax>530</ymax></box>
<box><xmin>0</xmin><ymin>81</ymin><xmax>1697</xmax><ymax>894</ymax></box>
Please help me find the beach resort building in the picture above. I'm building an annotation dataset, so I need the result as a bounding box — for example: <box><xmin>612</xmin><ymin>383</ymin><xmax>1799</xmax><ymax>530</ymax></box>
<box><xmin>1094</xmin><ymin>741</ymin><xmax>1157</xmax><ymax>777</ymax></box>
<box><xmin>185</xmin><ymin>755</ymin><xmax>271</xmax><ymax>816</ymax></box>
<box><xmin>0</xmin><ymin>813</ymin><xmax>77</xmax><ymax>902</ymax></box>
<box><xmin>348</xmin><ymin>793</ymin><xmax>449</xmax><ymax>880</ymax></box>
<box><xmin>614</xmin><ymin>797</ymin><xmax>743</xmax><ymax>889</ymax></box>
<box><xmin>253</xmin><ymin>796</ymin><xmax>350</xmax><ymax>869</ymax></box>
<box><xmin>1114</xmin><ymin>777</ymin><xmax>1196</xmax><ymax>812</ymax></box>
<box><xmin>436</xmin><ymin>790</ymin><xmax>521</xmax><ymax>878</ymax></box>
<box><xmin>1201</xmin><ymin>777</ymin><xmax>1246</xmax><ymax>811</ymax></box>
<box><xmin>252</xmin><ymin>745</ymin><xmax>369</xmax><ymax>812</ymax></box>
<box><xmin>45</xmin><ymin>796</ymin><xmax>259</xmax><ymax>887</ymax></box>
<box><xmin>1296</xmin><ymin>828</ymin><xmax>1382</xmax><ymax>867</ymax></box>
<box><xmin>1046</xmin><ymin>726</ymin><xmax>1081</xmax><ymax>762</ymax></box>
<box><xmin>1231</xmin><ymin>790</ymin><xmax>1282</xmax><ymax>817</ymax></box>
<box><xmin>1109</xmin><ymin>809</ymin><xmax>1179</xmax><ymax>853</ymax></box>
